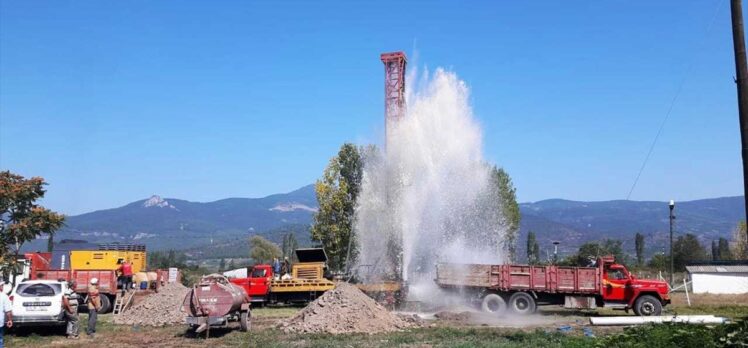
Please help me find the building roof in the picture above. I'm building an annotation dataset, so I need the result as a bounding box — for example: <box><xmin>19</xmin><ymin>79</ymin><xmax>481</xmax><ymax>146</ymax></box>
<box><xmin>686</xmin><ymin>265</ymin><xmax>748</xmax><ymax>273</ymax></box>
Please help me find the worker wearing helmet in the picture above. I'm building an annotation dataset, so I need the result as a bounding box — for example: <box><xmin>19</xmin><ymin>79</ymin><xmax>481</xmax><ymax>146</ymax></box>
<box><xmin>86</xmin><ymin>278</ymin><xmax>101</xmax><ymax>337</ymax></box>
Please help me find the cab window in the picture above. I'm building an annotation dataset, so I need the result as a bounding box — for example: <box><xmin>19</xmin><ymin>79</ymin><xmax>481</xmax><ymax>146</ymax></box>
<box><xmin>251</xmin><ymin>268</ymin><xmax>267</xmax><ymax>278</ymax></box>
<box><xmin>606</xmin><ymin>269</ymin><xmax>627</xmax><ymax>281</ymax></box>
<box><xmin>17</xmin><ymin>283</ymin><xmax>62</xmax><ymax>297</ymax></box>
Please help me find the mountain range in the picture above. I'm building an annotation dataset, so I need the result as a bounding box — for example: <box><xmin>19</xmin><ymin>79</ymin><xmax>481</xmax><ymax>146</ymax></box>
<box><xmin>28</xmin><ymin>185</ymin><xmax>745</xmax><ymax>260</ymax></box>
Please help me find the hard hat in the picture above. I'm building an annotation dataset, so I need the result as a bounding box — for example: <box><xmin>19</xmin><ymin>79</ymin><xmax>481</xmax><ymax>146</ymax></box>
<box><xmin>90</xmin><ymin>278</ymin><xmax>98</xmax><ymax>285</ymax></box>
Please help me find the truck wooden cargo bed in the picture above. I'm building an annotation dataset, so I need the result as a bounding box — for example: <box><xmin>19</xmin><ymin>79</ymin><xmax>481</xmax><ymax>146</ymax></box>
<box><xmin>436</xmin><ymin>263</ymin><xmax>602</xmax><ymax>295</ymax></box>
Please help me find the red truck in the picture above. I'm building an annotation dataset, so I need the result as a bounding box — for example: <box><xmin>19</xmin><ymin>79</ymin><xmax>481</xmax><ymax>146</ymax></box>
<box><xmin>435</xmin><ymin>256</ymin><xmax>670</xmax><ymax>316</ymax></box>
<box><xmin>24</xmin><ymin>252</ymin><xmax>118</xmax><ymax>313</ymax></box>
<box><xmin>229</xmin><ymin>248</ymin><xmax>335</xmax><ymax>305</ymax></box>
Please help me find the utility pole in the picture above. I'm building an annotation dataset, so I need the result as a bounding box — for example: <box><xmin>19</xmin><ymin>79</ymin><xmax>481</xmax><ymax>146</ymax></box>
<box><xmin>669</xmin><ymin>200</ymin><xmax>675</xmax><ymax>286</ymax></box>
<box><xmin>730</xmin><ymin>0</ymin><xmax>748</xmax><ymax>223</ymax></box>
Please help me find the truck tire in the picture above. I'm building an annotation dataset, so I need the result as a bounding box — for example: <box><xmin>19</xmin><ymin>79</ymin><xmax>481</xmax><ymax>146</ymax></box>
<box><xmin>98</xmin><ymin>294</ymin><xmax>111</xmax><ymax>313</ymax></box>
<box><xmin>481</xmin><ymin>293</ymin><xmax>506</xmax><ymax>316</ymax></box>
<box><xmin>633</xmin><ymin>295</ymin><xmax>662</xmax><ymax>316</ymax></box>
<box><xmin>508</xmin><ymin>292</ymin><xmax>536</xmax><ymax>315</ymax></box>
<box><xmin>239</xmin><ymin>311</ymin><xmax>250</xmax><ymax>332</ymax></box>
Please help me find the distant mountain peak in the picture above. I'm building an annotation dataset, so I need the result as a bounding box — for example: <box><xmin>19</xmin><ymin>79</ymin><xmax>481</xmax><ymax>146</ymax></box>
<box><xmin>269</xmin><ymin>203</ymin><xmax>318</xmax><ymax>213</ymax></box>
<box><xmin>143</xmin><ymin>195</ymin><xmax>177</xmax><ymax>210</ymax></box>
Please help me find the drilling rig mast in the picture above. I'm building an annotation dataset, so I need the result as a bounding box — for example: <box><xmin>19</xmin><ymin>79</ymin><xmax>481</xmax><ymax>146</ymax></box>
<box><xmin>381</xmin><ymin>51</ymin><xmax>407</xmax><ymax>146</ymax></box>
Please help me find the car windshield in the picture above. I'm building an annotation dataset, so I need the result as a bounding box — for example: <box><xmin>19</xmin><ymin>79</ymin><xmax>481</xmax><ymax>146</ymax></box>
<box><xmin>16</xmin><ymin>283</ymin><xmax>62</xmax><ymax>297</ymax></box>
<box><xmin>251</xmin><ymin>268</ymin><xmax>267</xmax><ymax>278</ymax></box>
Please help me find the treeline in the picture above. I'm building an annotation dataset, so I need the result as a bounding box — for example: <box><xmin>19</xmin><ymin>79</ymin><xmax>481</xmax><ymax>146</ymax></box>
<box><xmin>525</xmin><ymin>221</ymin><xmax>748</xmax><ymax>272</ymax></box>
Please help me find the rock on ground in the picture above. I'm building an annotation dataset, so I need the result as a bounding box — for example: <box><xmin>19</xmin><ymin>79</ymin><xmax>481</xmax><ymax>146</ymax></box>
<box><xmin>113</xmin><ymin>282</ymin><xmax>190</xmax><ymax>327</ymax></box>
<box><xmin>278</xmin><ymin>282</ymin><xmax>418</xmax><ymax>334</ymax></box>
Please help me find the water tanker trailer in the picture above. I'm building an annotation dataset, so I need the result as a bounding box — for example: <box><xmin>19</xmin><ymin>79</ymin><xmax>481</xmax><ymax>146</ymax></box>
<box><xmin>182</xmin><ymin>274</ymin><xmax>251</xmax><ymax>333</ymax></box>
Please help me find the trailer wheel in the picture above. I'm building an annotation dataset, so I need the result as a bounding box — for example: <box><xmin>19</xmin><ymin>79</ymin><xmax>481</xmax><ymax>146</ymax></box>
<box><xmin>481</xmin><ymin>293</ymin><xmax>506</xmax><ymax>315</ymax></box>
<box><xmin>633</xmin><ymin>295</ymin><xmax>662</xmax><ymax>316</ymax></box>
<box><xmin>239</xmin><ymin>311</ymin><xmax>250</xmax><ymax>332</ymax></box>
<box><xmin>508</xmin><ymin>292</ymin><xmax>536</xmax><ymax>315</ymax></box>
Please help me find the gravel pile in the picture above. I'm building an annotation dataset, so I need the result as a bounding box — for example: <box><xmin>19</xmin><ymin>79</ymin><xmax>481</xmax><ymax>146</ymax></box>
<box><xmin>278</xmin><ymin>282</ymin><xmax>417</xmax><ymax>334</ymax></box>
<box><xmin>113</xmin><ymin>282</ymin><xmax>190</xmax><ymax>327</ymax></box>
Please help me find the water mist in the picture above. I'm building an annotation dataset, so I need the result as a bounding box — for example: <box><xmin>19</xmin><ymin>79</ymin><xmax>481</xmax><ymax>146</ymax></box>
<box><xmin>355</xmin><ymin>68</ymin><xmax>511</xmax><ymax>304</ymax></box>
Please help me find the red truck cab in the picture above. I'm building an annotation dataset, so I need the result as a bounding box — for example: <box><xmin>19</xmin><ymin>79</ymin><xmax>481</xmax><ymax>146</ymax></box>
<box><xmin>230</xmin><ymin>264</ymin><xmax>273</xmax><ymax>303</ymax></box>
<box><xmin>599</xmin><ymin>258</ymin><xmax>670</xmax><ymax>315</ymax></box>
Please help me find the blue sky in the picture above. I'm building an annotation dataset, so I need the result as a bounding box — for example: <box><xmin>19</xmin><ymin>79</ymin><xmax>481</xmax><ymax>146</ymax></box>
<box><xmin>0</xmin><ymin>1</ymin><xmax>744</xmax><ymax>215</ymax></box>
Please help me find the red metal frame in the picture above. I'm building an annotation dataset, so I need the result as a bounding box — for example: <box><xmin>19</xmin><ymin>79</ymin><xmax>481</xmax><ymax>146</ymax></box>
<box><xmin>381</xmin><ymin>51</ymin><xmax>407</xmax><ymax>142</ymax></box>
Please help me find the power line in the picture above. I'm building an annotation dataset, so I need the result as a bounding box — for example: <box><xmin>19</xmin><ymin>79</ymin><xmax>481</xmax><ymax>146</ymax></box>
<box><xmin>626</xmin><ymin>0</ymin><xmax>725</xmax><ymax>200</ymax></box>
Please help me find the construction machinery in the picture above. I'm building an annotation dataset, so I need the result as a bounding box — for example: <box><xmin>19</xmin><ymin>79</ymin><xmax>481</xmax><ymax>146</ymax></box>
<box><xmin>229</xmin><ymin>248</ymin><xmax>335</xmax><ymax>304</ymax></box>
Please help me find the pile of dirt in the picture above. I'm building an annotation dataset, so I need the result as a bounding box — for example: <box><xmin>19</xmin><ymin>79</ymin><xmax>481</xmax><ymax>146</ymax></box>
<box><xmin>278</xmin><ymin>282</ymin><xmax>418</xmax><ymax>334</ymax></box>
<box><xmin>113</xmin><ymin>282</ymin><xmax>190</xmax><ymax>327</ymax></box>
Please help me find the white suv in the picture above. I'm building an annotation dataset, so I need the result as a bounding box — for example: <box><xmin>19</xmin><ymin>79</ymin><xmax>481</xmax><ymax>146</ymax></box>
<box><xmin>11</xmin><ymin>280</ymin><xmax>69</xmax><ymax>327</ymax></box>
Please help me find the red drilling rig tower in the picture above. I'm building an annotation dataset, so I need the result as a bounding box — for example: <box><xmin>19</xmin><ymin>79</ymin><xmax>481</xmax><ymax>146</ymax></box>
<box><xmin>381</xmin><ymin>51</ymin><xmax>407</xmax><ymax>146</ymax></box>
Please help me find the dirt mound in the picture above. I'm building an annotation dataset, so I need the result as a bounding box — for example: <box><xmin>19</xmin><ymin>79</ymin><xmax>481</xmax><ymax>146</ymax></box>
<box><xmin>113</xmin><ymin>282</ymin><xmax>190</xmax><ymax>327</ymax></box>
<box><xmin>278</xmin><ymin>282</ymin><xmax>417</xmax><ymax>334</ymax></box>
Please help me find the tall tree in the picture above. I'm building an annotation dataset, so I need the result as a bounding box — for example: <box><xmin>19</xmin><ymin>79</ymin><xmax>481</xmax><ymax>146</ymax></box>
<box><xmin>673</xmin><ymin>234</ymin><xmax>707</xmax><ymax>271</ymax></box>
<box><xmin>718</xmin><ymin>238</ymin><xmax>732</xmax><ymax>261</ymax></box>
<box><xmin>491</xmin><ymin>166</ymin><xmax>520</xmax><ymax>261</ymax></box>
<box><xmin>0</xmin><ymin>171</ymin><xmax>64</xmax><ymax>278</ymax></box>
<box><xmin>249</xmin><ymin>235</ymin><xmax>282</xmax><ymax>264</ymax></box>
<box><xmin>634</xmin><ymin>232</ymin><xmax>645</xmax><ymax>266</ymax></box>
<box><xmin>712</xmin><ymin>240</ymin><xmax>720</xmax><ymax>261</ymax></box>
<box><xmin>731</xmin><ymin>221</ymin><xmax>748</xmax><ymax>260</ymax></box>
<box><xmin>218</xmin><ymin>258</ymin><xmax>226</xmax><ymax>272</ymax></box>
<box><xmin>526</xmin><ymin>231</ymin><xmax>540</xmax><ymax>264</ymax></box>
<box><xmin>281</xmin><ymin>233</ymin><xmax>299</xmax><ymax>263</ymax></box>
<box><xmin>311</xmin><ymin>143</ymin><xmax>363</xmax><ymax>273</ymax></box>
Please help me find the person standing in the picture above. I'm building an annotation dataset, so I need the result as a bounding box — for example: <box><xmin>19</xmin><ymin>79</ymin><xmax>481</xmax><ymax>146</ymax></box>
<box><xmin>86</xmin><ymin>278</ymin><xmax>101</xmax><ymax>337</ymax></box>
<box><xmin>117</xmin><ymin>260</ymin><xmax>133</xmax><ymax>293</ymax></box>
<box><xmin>63</xmin><ymin>280</ymin><xmax>80</xmax><ymax>339</ymax></box>
<box><xmin>0</xmin><ymin>281</ymin><xmax>13</xmax><ymax>348</ymax></box>
<box><xmin>272</xmin><ymin>258</ymin><xmax>281</xmax><ymax>280</ymax></box>
<box><xmin>281</xmin><ymin>257</ymin><xmax>291</xmax><ymax>280</ymax></box>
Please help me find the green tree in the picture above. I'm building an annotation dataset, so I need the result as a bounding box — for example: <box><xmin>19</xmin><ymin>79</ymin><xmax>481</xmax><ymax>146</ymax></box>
<box><xmin>732</xmin><ymin>221</ymin><xmax>748</xmax><ymax>260</ymax></box>
<box><xmin>634</xmin><ymin>232</ymin><xmax>645</xmax><ymax>266</ymax></box>
<box><xmin>718</xmin><ymin>238</ymin><xmax>732</xmax><ymax>261</ymax></box>
<box><xmin>490</xmin><ymin>166</ymin><xmax>520</xmax><ymax>261</ymax></box>
<box><xmin>0</xmin><ymin>171</ymin><xmax>65</xmax><ymax>278</ymax></box>
<box><xmin>281</xmin><ymin>233</ymin><xmax>299</xmax><ymax>263</ymax></box>
<box><xmin>673</xmin><ymin>234</ymin><xmax>707</xmax><ymax>271</ymax></box>
<box><xmin>712</xmin><ymin>240</ymin><xmax>719</xmax><ymax>261</ymax></box>
<box><xmin>218</xmin><ymin>258</ymin><xmax>226</xmax><ymax>272</ymax></box>
<box><xmin>569</xmin><ymin>239</ymin><xmax>625</xmax><ymax>266</ymax></box>
<box><xmin>526</xmin><ymin>231</ymin><xmax>540</xmax><ymax>264</ymax></box>
<box><xmin>311</xmin><ymin>143</ymin><xmax>363</xmax><ymax>273</ymax></box>
<box><xmin>228</xmin><ymin>259</ymin><xmax>236</xmax><ymax>270</ymax></box>
<box><xmin>249</xmin><ymin>235</ymin><xmax>282</xmax><ymax>265</ymax></box>
<box><xmin>648</xmin><ymin>253</ymin><xmax>668</xmax><ymax>270</ymax></box>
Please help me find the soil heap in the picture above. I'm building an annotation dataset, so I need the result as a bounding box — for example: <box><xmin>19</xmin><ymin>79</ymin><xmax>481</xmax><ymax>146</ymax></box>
<box><xmin>113</xmin><ymin>282</ymin><xmax>190</xmax><ymax>327</ymax></box>
<box><xmin>278</xmin><ymin>282</ymin><xmax>416</xmax><ymax>334</ymax></box>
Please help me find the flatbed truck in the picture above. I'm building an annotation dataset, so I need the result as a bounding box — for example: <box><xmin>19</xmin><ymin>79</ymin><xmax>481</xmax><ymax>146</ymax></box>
<box><xmin>435</xmin><ymin>256</ymin><xmax>670</xmax><ymax>316</ymax></box>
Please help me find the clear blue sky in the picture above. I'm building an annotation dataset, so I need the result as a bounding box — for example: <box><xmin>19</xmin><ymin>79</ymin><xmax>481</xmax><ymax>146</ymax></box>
<box><xmin>0</xmin><ymin>1</ymin><xmax>744</xmax><ymax>215</ymax></box>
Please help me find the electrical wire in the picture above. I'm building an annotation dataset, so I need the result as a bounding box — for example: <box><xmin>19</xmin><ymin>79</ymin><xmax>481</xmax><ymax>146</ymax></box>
<box><xmin>626</xmin><ymin>0</ymin><xmax>725</xmax><ymax>200</ymax></box>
